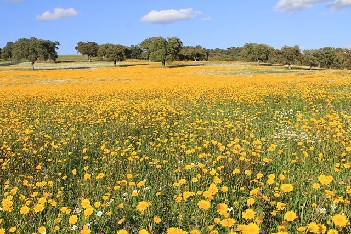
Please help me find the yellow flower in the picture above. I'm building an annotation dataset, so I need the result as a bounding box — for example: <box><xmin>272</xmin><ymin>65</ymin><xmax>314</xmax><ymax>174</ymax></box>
<box><xmin>34</xmin><ymin>203</ymin><xmax>45</xmax><ymax>212</ymax></box>
<box><xmin>20</xmin><ymin>205</ymin><xmax>30</xmax><ymax>215</ymax></box>
<box><xmin>166</xmin><ymin>227</ymin><xmax>188</xmax><ymax>234</ymax></box>
<box><xmin>280</xmin><ymin>184</ymin><xmax>293</xmax><ymax>193</ymax></box>
<box><xmin>117</xmin><ymin>218</ymin><xmax>125</xmax><ymax>225</ymax></box>
<box><xmin>9</xmin><ymin>227</ymin><xmax>16</xmax><ymax>233</ymax></box>
<box><xmin>242</xmin><ymin>223</ymin><xmax>260</xmax><ymax>234</ymax></box>
<box><xmin>137</xmin><ymin>181</ymin><xmax>145</xmax><ymax>187</ymax></box>
<box><xmin>139</xmin><ymin>229</ymin><xmax>149</xmax><ymax>234</ymax></box>
<box><xmin>318</xmin><ymin>175</ymin><xmax>333</xmax><ymax>185</ymax></box>
<box><xmin>189</xmin><ymin>230</ymin><xmax>201</xmax><ymax>234</ymax></box>
<box><xmin>38</xmin><ymin>226</ymin><xmax>46</xmax><ymax>233</ymax></box>
<box><xmin>1</xmin><ymin>198</ymin><xmax>13</xmax><ymax>211</ymax></box>
<box><xmin>245</xmin><ymin>170</ymin><xmax>252</xmax><ymax>175</ymax></box>
<box><xmin>311</xmin><ymin>183</ymin><xmax>320</xmax><ymax>190</ymax></box>
<box><xmin>276</xmin><ymin>202</ymin><xmax>286</xmax><ymax>210</ymax></box>
<box><xmin>69</xmin><ymin>215</ymin><xmax>78</xmax><ymax>224</ymax></box>
<box><xmin>308</xmin><ymin>222</ymin><xmax>320</xmax><ymax>233</ymax></box>
<box><xmin>116</xmin><ymin>230</ymin><xmax>128</xmax><ymax>234</ymax></box>
<box><xmin>136</xmin><ymin>201</ymin><xmax>152</xmax><ymax>213</ymax></box>
<box><xmin>96</xmin><ymin>173</ymin><xmax>105</xmax><ymax>180</ymax></box>
<box><xmin>332</xmin><ymin>214</ymin><xmax>348</xmax><ymax>227</ymax></box>
<box><xmin>217</xmin><ymin>203</ymin><xmax>228</xmax><ymax>215</ymax></box>
<box><xmin>154</xmin><ymin>216</ymin><xmax>162</xmax><ymax>224</ymax></box>
<box><xmin>221</xmin><ymin>186</ymin><xmax>228</xmax><ymax>192</ymax></box>
<box><xmin>247</xmin><ymin>198</ymin><xmax>255</xmax><ymax>206</ymax></box>
<box><xmin>242</xmin><ymin>208</ymin><xmax>256</xmax><ymax>220</ymax></box>
<box><xmin>81</xmin><ymin>198</ymin><xmax>91</xmax><ymax>209</ymax></box>
<box><xmin>220</xmin><ymin>218</ymin><xmax>236</xmax><ymax>227</ymax></box>
<box><xmin>284</xmin><ymin>210</ymin><xmax>297</xmax><ymax>221</ymax></box>
<box><xmin>84</xmin><ymin>173</ymin><xmax>91</xmax><ymax>181</ymax></box>
<box><xmin>80</xmin><ymin>225</ymin><xmax>91</xmax><ymax>234</ymax></box>
<box><xmin>197</xmin><ymin>200</ymin><xmax>211</xmax><ymax>210</ymax></box>
<box><xmin>232</xmin><ymin>168</ymin><xmax>240</xmax><ymax>174</ymax></box>
<box><xmin>84</xmin><ymin>206</ymin><xmax>94</xmax><ymax>217</ymax></box>
<box><xmin>327</xmin><ymin>229</ymin><xmax>338</xmax><ymax>234</ymax></box>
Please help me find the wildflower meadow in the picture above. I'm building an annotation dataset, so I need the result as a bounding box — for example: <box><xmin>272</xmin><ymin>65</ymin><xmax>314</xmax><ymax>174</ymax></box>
<box><xmin>0</xmin><ymin>62</ymin><xmax>350</xmax><ymax>234</ymax></box>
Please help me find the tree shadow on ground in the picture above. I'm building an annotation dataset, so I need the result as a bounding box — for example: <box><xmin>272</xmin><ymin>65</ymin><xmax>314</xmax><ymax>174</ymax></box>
<box><xmin>167</xmin><ymin>63</ymin><xmax>205</xmax><ymax>68</ymax></box>
<box><xmin>0</xmin><ymin>62</ymin><xmax>20</xmax><ymax>67</ymax></box>
<box><xmin>115</xmin><ymin>63</ymin><xmax>149</xmax><ymax>67</ymax></box>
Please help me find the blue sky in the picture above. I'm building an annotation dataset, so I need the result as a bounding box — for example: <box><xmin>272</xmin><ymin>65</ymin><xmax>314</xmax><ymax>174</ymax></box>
<box><xmin>1</xmin><ymin>0</ymin><xmax>351</xmax><ymax>54</ymax></box>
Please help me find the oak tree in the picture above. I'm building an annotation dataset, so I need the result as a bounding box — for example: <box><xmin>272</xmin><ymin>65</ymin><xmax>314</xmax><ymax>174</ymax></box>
<box><xmin>98</xmin><ymin>43</ymin><xmax>126</xmax><ymax>66</ymax></box>
<box><xmin>75</xmin><ymin>41</ymin><xmax>99</xmax><ymax>62</ymax></box>
<box><xmin>11</xmin><ymin>37</ymin><xmax>59</xmax><ymax>70</ymax></box>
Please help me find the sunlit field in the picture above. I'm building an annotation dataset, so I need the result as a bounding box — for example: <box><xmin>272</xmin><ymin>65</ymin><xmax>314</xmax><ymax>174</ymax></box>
<box><xmin>0</xmin><ymin>61</ymin><xmax>350</xmax><ymax>234</ymax></box>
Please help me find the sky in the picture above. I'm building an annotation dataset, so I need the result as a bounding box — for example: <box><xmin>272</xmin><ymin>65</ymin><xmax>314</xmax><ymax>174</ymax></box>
<box><xmin>1</xmin><ymin>0</ymin><xmax>351</xmax><ymax>54</ymax></box>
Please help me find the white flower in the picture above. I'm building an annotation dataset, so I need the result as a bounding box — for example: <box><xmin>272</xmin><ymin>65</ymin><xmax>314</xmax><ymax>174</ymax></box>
<box><xmin>73</xmin><ymin>207</ymin><xmax>82</xmax><ymax>213</ymax></box>
<box><xmin>96</xmin><ymin>211</ymin><xmax>103</xmax><ymax>216</ymax></box>
<box><xmin>317</xmin><ymin>207</ymin><xmax>326</xmax><ymax>214</ymax></box>
<box><xmin>71</xmin><ymin>225</ymin><xmax>78</xmax><ymax>230</ymax></box>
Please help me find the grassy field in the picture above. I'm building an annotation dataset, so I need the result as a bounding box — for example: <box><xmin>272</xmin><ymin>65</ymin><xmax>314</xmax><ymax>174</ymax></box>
<box><xmin>0</xmin><ymin>61</ymin><xmax>350</xmax><ymax>234</ymax></box>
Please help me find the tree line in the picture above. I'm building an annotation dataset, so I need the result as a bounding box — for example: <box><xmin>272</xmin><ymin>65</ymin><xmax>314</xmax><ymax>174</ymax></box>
<box><xmin>1</xmin><ymin>36</ymin><xmax>351</xmax><ymax>70</ymax></box>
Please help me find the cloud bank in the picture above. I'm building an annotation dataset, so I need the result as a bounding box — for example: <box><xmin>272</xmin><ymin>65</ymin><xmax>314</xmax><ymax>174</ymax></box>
<box><xmin>328</xmin><ymin>0</ymin><xmax>351</xmax><ymax>8</ymax></box>
<box><xmin>141</xmin><ymin>8</ymin><xmax>201</xmax><ymax>24</ymax></box>
<box><xmin>276</xmin><ymin>0</ymin><xmax>351</xmax><ymax>12</ymax></box>
<box><xmin>36</xmin><ymin>8</ymin><xmax>78</xmax><ymax>21</ymax></box>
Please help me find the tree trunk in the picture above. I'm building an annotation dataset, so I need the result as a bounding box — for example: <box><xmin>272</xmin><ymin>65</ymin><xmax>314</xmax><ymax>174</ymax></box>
<box><xmin>162</xmin><ymin>60</ymin><xmax>166</xmax><ymax>68</ymax></box>
<box><xmin>114</xmin><ymin>60</ymin><xmax>117</xmax><ymax>67</ymax></box>
<box><xmin>288</xmin><ymin>64</ymin><xmax>292</xmax><ymax>70</ymax></box>
<box><xmin>31</xmin><ymin>61</ymin><xmax>35</xmax><ymax>70</ymax></box>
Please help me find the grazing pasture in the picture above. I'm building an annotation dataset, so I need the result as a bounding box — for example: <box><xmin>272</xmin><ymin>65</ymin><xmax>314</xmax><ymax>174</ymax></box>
<box><xmin>0</xmin><ymin>61</ymin><xmax>350</xmax><ymax>234</ymax></box>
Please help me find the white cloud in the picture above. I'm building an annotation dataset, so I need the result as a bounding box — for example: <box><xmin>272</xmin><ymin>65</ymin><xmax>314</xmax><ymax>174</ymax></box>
<box><xmin>276</xmin><ymin>0</ymin><xmax>327</xmax><ymax>12</ymax></box>
<box><xmin>327</xmin><ymin>0</ymin><xmax>351</xmax><ymax>8</ymax></box>
<box><xmin>276</xmin><ymin>0</ymin><xmax>351</xmax><ymax>11</ymax></box>
<box><xmin>36</xmin><ymin>8</ymin><xmax>78</xmax><ymax>21</ymax></box>
<box><xmin>141</xmin><ymin>8</ymin><xmax>201</xmax><ymax>24</ymax></box>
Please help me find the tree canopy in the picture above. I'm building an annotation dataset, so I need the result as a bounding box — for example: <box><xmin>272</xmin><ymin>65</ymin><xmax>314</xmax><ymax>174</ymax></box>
<box><xmin>2</xmin><ymin>35</ymin><xmax>351</xmax><ymax>70</ymax></box>
<box><xmin>179</xmin><ymin>46</ymin><xmax>208</xmax><ymax>61</ymax></box>
<box><xmin>1</xmin><ymin>42</ymin><xmax>14</xmax><ymax>61</ymax></box>
<box><xmin>140</xmin><ymin>37</ymin><xmax>183</xmax><ymax>67</ymax></box>
<box><xmin>241</xmin><ymin>43</ymin><xmax>274</xmax><ymax>63</ymax></box>
<box><xmin>9</xmin><ymin>37</ymin><xmax>59</xmax><ymax>70</ymax></box>
<box><xmin>98</xmin><ymin>43</ymin><xmax>126</xmax><ymax>66</ymax></box>
<box><xmin>280</xmin><ymin>45</ymin><xmax>301</xmax><ymax>69</ymax></box>
<box><xmin>75</xmin><ymin>41</ymin><xmax>99</xmax><ymax>62</ymax></box>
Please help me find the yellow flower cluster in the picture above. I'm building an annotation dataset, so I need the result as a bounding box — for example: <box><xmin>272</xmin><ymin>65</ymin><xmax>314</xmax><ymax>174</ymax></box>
<box><xmin>0</xmin><ymin>62</ymin><xmax>350</xmax><ymax>233</ymax></box>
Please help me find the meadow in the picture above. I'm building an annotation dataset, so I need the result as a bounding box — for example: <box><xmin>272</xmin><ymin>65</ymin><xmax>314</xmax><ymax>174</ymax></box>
<box><xmin>0</xmin><ymin>61</ymin><xmax>350</xmax><ymax>234</ymax></box>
